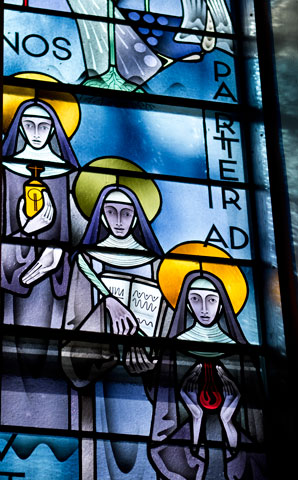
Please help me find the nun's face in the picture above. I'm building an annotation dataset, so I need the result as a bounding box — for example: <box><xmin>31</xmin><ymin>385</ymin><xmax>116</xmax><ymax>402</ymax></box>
<box><xmin>188</xmin><ymin>289</ymin><xmax>221</xmax><ymax>326</ymax></box>
<box><xmin>21</xmin><ymin>116</ymin><xmax>52</xmax><ymax>149</ymax></box>
<box><xmin>103</xmin><ymin>202</ymin><xmax>135</xmax><ymax>237</ymax></box>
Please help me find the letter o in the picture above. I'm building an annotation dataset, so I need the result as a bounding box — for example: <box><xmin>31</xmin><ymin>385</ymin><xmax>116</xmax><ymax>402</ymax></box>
<box><xmin>22</xmin><ymin>34</ymin><xmax>49</xmax><ymax>57</ymax></box>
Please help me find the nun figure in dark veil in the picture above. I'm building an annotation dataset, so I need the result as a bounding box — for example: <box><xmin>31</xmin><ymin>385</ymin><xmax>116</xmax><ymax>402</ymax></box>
<box><xmin>62</xmin><ymin>182</ymin><xmax>166</xmax><ymax>383</ymax></box>
<box><xmin>149</xmin><ymin>268</ymin><xmax>266</xmax><ymax>480</ymax></box>
<box><xmin>2</xmin><ymin>98</ymin><xmax>79</xmax><ymax>319</ymax></box>
<box><xmin>63</xmin><ymin>183</ymin><xmax>163</xmax><ymax>354</ymax></box>
<box><xmin>1</xmin><ymin>95</ymin><xmax>80</xmax><ymax>430</ymax></box>
<box><xmin>61</xmin><ymin>182</ymin><xmax>168</xmax><ymax>479</ymax></box>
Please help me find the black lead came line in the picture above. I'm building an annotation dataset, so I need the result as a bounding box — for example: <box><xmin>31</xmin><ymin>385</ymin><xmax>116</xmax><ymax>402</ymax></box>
<box><xmin>3</xmin><ymin>3</ymin><xmax>245</xmax><ymax>41</ymax></box>
<box><xmin>0</xmin><ymin>425</ymin><xmax>266</xmax><ymax>453</ymax></box>
<box><xmin>1</xmin><ymin>322</ymin><xmax>265</xmax><ymax>355</ymax></box>
<box><xmin>2</xmin><ymin>75</ymin><xmax>261</xmax><ymax>115</ymax></box>
<box><xmin>0</xmin><ymin>235</ymin><xmax>256</xmax><ymax>267</ymax></box>
<box><xmin>0</xmin><ymin>434</ymin><xmax>17</xmax><ymax>462</ymax></box>
<box><xmin>0</xmin><ymin>474</ymin><xmax>25</xmax><ymax>479</ymax></box>
<box><xmin>1</xmin><ymin>155</ymin><xmax>258</xmax><ymax>190</ymax></box>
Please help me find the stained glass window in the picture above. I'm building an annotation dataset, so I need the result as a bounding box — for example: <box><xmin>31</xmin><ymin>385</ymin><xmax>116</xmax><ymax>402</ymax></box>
<box><xmin>1</xmin><ymin>1</ymin><xmax>295</xmax><ymax>479</ymax></box>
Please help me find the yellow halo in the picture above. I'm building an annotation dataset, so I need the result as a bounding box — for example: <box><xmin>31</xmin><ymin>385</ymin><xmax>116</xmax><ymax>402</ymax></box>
<box><xmin>3</xmin><ymin>73</ymin><xmax>80</xmax><ymax>138</ymax></box>
<box><xmin>158</xmin><ymin>242</ymin><xmax>248</xmax><ymax>314</ymax></box>
<box><xmin>75</xmin><ymin>157</ymin><xmax>162</xmax><ymax>221</ymax></box>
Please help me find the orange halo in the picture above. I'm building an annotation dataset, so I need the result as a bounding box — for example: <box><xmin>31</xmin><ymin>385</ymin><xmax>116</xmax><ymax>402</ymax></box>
<box><xmin>3</xmin><ymin>73</ymin><xmax>80</xmax><ymax>138</ymax></box>
<box><xmin>158</xmin><ymin>242</ymin><xmax>248</xmax><ymax>314</ymax></box>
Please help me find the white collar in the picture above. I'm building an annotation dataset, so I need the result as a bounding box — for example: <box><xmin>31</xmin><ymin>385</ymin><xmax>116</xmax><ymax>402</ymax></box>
<box><xmin>178</xmin><ymin>321</ymin><xmax>235</xmax><ymax>344</ymax></box>
<box><xmin>3</xmin><ymin>144</ymin><xmax>70</xmax><ymax>177</ymax></box>
<box><xmin>87</xmin><ymin>235</ymin><xmax>155</xmax><ymax>267</ymax></box>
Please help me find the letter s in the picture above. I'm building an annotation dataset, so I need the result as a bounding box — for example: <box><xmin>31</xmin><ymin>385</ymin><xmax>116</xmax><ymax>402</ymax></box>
<box><xmin>53</xmin><ymin>37</ymin><xmax>71</xmax><ymax>61</ymax></box>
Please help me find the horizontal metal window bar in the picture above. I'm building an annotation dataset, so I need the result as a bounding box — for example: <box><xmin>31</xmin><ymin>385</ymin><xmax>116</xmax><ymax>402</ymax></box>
<box><xmin>1</xmin><ymin>325</ymin><xmax>264</xmax><ymax>354</ymax></box>
<box><xmin>0</xmin><ymin>237</ymin><xmax>256</xmax><ymax>266</ymax></box>
<box><xmin>0</xmin><ymin>474</ymin><xmax>25</xmax><ymax>479</ymax></box>
<box><xmin>0</xmin><ymin>425</ymin><xmax>266</xmax><ymax>452</ymax></box>
<box><xmin>3</xmin><ymin>3</ymin><xmax>250</xmax><ymax>42</ymax></box>
<box><xmin>1</xmin><ymin>156</ymin><xmax>76</xmax><ymax>175</ymax></box>
<box><xmin>69</xmin><ymin>166</ymin><xmax>259</xmax><ymax>190</ymax></box>
<box><xmin>1</xmin><ymin>157</ymin><xmax>261</xmax><ymax>190</ymax></box>
<box><xmin>3</xmin><ymin>76</ymin><xmax>262</xmax><ymax>115</ymax></box>
<box><xmin>76</xmin><ymin>92</ymin><xmax>263</xmax><ymax>122</ymax></box>
<box><xmin>0</xmin><ymin>237</ymin><xmax>278</xmax><ymax>270</ymax></box>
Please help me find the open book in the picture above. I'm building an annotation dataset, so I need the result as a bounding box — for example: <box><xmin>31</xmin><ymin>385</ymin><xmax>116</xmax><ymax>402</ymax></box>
<box><xmin>101</xmin><ymin>272</ymin><xmax>164</xmax><ymax>337</ymax></box>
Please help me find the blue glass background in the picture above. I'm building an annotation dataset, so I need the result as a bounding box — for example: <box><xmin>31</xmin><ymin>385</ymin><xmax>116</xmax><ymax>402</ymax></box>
<box><xmin>95</xmin><ymin>370</ymin><xmax>157</xmax><ymax>479</ymax></box>
<box><xmin>0</xmin><ymin>434</ymin><xmax>79</xmax><ymax>480</ymax></box>
<box><xmin>118</xmin><ymin>0</ymin><xmax>232</xmax><ymax>16</ymax></box>
<box><xmin>151</xmin><ymin>183</ymin><xmax>251</xmax><ymax>259</ymax></box>
<box><xmin>118</xmin><ymin>0</ymin><xmax>183</xmax><ymax>15</ymax></box>
<box><xmin>4</xmin><ymin>10</ymin><xmax>85</xmax><ymax>84</ymax></box>
<box><xmin>237</xmin><ymin>266</ymin><xmax>259</xmax><ymax>344</ymax></box>
<box><xmin>143</xmin><ymin>51</ymin><xmax>237</xmax><ymax>102</ymax></box>
<box><xmin>97</xmin><ymin>440</ymin><xmax>156</xmax><ymax>480</ymax></box>
<box><xmin>73</xmin><ymin>101</ymin><xmax>206</xmax><ymax>178</ymax></box>
<box><xmin>4</xmin><ymin>0</ymin><xmax>72</xmax><ymax>10</ymax></box>
<box><xmin>4</xmin><ymin>0</ymin><xmax>232</xmax><ymax>17</ymax></box>
<box><xmin>96</xmin><ymin>372</ymin><xmax>153</xmax><ymax>435</ymax></box>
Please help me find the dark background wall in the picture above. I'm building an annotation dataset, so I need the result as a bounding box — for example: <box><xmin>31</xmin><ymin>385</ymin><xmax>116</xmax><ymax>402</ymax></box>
<box><xmin>271</xmin><ymin>0</ymin><xmax>298</xmax><ymax>271</ymax></box>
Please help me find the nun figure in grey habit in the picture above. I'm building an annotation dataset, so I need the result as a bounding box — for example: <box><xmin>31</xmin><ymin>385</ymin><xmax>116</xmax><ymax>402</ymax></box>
<box><xmin>149</xmin><ymin>270</ymin><xmax>267</xmax><ymax>480</ymax></box>
<box><xmin>61</xmin><ymin>184</ymin><xmax>172</xmax><ymax>480</ymax></box>
<box><xmin>1</xmin><ymin>99</ymin><xmax>79</xmax><ymax>430</ymax></box>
